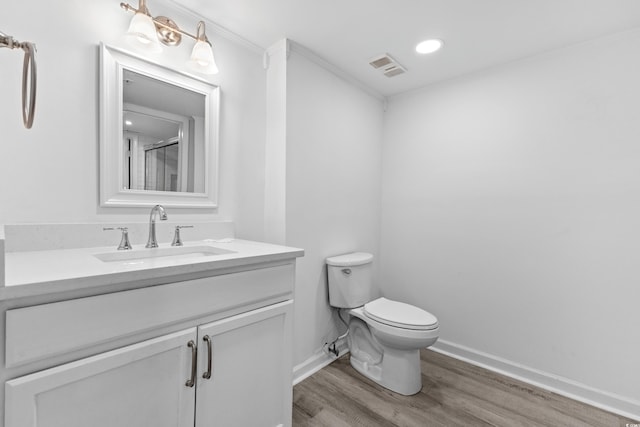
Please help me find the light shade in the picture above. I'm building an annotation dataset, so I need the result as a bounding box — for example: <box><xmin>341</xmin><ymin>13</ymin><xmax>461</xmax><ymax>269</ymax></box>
<box><xmin>188</xmin><ymin>40</ymin><xmax>219</xmax><ymax>75</ymax></box>
<box><xmin>125</xmin><ymin>12</ymin><xmax>162</xmax><ymax>53</ymax></box>
<box><xmin>416</xmin><ymin>39</ymin><xmax>443</xmax><ymax>54</ymax></box>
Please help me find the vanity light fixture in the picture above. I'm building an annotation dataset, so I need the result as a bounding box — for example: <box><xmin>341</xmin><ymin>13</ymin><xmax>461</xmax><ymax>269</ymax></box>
<box><xmin>123</xmin><ymin>0</ymin><xmax>162</xmax><ymax>53</ymax></box>
<box><xmin>187</xmin><ymin>22</ymin><xmax>219</xmax><ymax>75</ymax></box>
<box><xmin>120</xmin><ymin>0</ymin><xmax>219</xmax><ymax>74</ymax></box>
<box><xmin>416</xmin><ymin>39</ymin><xmax>443</xmax><ymax>54</ymax></box>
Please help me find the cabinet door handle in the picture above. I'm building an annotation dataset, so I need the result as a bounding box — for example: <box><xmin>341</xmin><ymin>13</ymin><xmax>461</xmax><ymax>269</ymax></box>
<box><xmin>185</xmin><ymin>340</ymin><xmax>197</xmax><ymax>388</ymax></box>
<box><xmin>202</xmin><ymin>335</ymin><xmax>212</xmax><ymax>379</ymax></box>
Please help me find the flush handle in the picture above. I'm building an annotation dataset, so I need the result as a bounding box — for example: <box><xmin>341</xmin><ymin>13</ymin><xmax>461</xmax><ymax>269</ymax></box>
<box><xmin>341</xmin><ymin>268</ymin><xmax>352</xmax><ymax>275</ymax></box>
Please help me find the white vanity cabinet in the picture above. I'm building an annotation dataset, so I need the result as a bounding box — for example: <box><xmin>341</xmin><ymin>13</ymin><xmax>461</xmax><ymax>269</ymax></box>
<box><xmin>2</xmin><ymin>258</ymin><xmax>298</xmax><ymax>427</ymax></box>
<box><xmin>6</xmin><ymin>328</ymin><xmax>199</xmax><ymax>427</ymax></box>
<box><xmin>195</xmin><ymin>301</ymin><xmax>292</xmax><ymax>426</ymax></box>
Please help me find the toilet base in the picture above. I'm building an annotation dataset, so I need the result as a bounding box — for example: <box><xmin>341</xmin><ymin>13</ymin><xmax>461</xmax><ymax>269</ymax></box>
<box><xmin>349</xmin><ymin>346</ymin><xmax>422</xmax><ymax>395</ymax></box>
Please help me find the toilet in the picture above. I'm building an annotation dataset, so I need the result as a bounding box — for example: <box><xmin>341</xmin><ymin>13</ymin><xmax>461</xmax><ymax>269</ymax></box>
<box><xmin>326</xmin><ymin>252</ymin><xmax>439</xmax><ymax>395</ymax></box>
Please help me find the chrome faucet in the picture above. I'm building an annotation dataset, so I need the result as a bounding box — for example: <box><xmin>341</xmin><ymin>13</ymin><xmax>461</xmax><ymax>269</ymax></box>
<box><xmin>171</xmin><ymin>225</ymin><xmax>194</xmax><ymax>247</ymax></box>
<box><xmin>146</xmin><ymin>205</ymin><xmax>168</xmax><ymax>248</ymax></box>
<box><xmin>103</xmin><ymin>227</ymin><xmax>133</xmax><ymax>250</ymax></box>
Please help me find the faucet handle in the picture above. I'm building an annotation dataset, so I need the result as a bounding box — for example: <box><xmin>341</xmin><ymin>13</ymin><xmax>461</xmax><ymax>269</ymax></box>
<box><xmin>171</xmin><ymin>225</ymin><xmax>194</xmax><ymax>247</ymax></box>
<box><xmin>103</xmin><ymin>227</ymin><xmax>133</xmax><ymax>251</ymax></box>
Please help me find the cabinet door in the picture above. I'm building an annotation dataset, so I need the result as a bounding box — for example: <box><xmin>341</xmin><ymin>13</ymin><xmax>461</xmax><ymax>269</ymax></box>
<box><xmin>195</xmin><ymin>300</ymin><xmax>293</xmax><ymax>427</ymax></box>
<box><xmin>5</xmin><ymin>328</ymin><xmax>197</xmax><ymax>427</ymax></box>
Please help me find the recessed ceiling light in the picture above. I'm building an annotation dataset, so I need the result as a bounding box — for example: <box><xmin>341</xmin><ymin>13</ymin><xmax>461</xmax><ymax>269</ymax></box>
<box><xmin>125</xmin><ymin>120</ymin><xmax>133</xmax><ymax>126</ymax></box>
<box><xmin>416</xmin><ymin>39</ymin><xmax>443</xmax><ymax>54</ymax></box>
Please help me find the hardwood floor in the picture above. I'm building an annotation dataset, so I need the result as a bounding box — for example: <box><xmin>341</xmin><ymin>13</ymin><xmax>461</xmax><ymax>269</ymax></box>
<box><xmin>293</xmin><ymin>349</ymin><xmax>638</xmax><ymax>427</ymax></box>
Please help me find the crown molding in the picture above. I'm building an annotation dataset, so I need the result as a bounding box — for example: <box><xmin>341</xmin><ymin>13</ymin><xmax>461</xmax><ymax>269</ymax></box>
<box><xmin>162</xmin><ymin>0</ymin><xmax>264</xmax><ymax>54</ymax></box>
<box><xmin>157</xmin><ymin>3</ymin><xmax>385</xmax><ymax>101</ymax></box>
<box><xmin>288</xmin><ymin>41</ymin><xmax>385</xmax><ymax>102</ymax></box>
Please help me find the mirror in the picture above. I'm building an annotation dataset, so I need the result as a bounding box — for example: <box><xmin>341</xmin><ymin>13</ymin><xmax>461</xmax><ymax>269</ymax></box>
<box><xmin>123</xmin><ymin>69</ymin><xmax>206</xmax><ymax>193</ymax></box>
<box><xmin>100</xmin><ymin>44</ymin><xmax>219</xmax><ymax>208</ymax></box>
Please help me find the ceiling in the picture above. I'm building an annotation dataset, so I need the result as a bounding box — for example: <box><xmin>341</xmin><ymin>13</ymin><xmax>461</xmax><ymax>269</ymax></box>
<box><xmin>123</xmin><ymin>70</ymin><xmax>205</xmax><ymax>118</ymax></box>
<box><xmin>171</xmin><ymin>0</ymin><xmax>640</xmax><ymax>97</ymax></box>
<box><xmin>123</xmin><ymin>69</ymin><xmax>204</xmax><ymax>139</ymax></box>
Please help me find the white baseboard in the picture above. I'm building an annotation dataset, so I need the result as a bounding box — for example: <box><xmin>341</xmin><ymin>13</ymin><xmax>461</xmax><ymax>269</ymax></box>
<box><xmin>292</xmin><ymin>338</ymin><xmax>348</xmax><ymax>385</ymax></box>
<box><xmin>431</xmin><ymin>339</ymin><xmax>640</xmax><ymax>421</ymax></box>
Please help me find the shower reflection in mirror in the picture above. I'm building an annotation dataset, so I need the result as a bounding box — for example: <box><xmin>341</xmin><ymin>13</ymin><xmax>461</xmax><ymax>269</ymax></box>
<box><xmin>122</xmin><ymin>69</ymin><xmax>206</xmax><ymax>193</ymax></box>
<box><xmin>144</xmin><ymin>138</ymin><xmax>179</xmax><ymax>192</ymax></box>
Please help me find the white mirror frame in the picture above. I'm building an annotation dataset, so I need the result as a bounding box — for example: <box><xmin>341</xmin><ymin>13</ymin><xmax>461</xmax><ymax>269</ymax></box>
<box><xmin>99</xmin><ymin>43</ymin><xmax>219</xmax><ymax>208</ymax></box>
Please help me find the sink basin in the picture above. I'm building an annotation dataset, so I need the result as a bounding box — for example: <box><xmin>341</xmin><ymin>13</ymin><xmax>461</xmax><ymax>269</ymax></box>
<box><xmin>94</xmin><ymin>245</ymin><xmax>235</xmax><ymax>264</ymax></box>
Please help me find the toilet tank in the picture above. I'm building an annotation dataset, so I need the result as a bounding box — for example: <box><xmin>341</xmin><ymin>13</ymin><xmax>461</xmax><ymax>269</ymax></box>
<box><xmin>326</xmin><ymin>252</ymin><xmax>375</xmax><ymax>308</ymax></box>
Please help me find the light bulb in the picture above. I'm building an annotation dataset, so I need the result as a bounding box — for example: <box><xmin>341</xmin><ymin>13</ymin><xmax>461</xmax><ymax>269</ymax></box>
<box><xmin>188</xmin><ymin>40</ymin><xmax>219</xmax><ymax>75</ymax></box>
<box><xmin>416</xmin><ymin>39</ymin><xmax>443</xmax><ymax>54</ymax></box>
<box><xmin>125</xmin><ymin>12</ymin><xmax>162</xmax><ymax>53</ymax></box>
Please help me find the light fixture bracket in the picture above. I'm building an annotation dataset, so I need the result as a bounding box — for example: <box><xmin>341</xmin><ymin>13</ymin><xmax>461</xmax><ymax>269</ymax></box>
<box><xmin>155</xmin><ymin>16</ymin><xmax>182</xmax><ymax>46</ymax></box>
<box><xmin>121</xmin><ymin>2</ymin><xmax>199</xmax><ymax>42</ymax></box>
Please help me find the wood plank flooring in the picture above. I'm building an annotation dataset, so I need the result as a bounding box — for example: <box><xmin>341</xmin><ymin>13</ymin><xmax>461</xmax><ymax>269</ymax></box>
<box><xmin>293</xmin><ymin>349</ymin><xmax>638</xmax><ymax>427</ymax></box>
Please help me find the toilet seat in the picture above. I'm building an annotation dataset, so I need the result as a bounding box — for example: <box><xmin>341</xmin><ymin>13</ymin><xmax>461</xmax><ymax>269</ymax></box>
<box><xmin>364</xmin><ymin>297</ymin><xmax>438</xmax><ymax>331</ymax></box>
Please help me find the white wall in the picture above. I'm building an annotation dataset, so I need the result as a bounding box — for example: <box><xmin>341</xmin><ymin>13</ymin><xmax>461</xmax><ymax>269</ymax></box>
<box><xmin>380</xmin><ymin>29</ymin><xmax>640</xmax><ymax>414</ymax></box>
<box><xmin>284</xmin><ymin>47</ymin><xmax>384</xmax><ymax>367</ymax></box>
<box><xmin>0</xmin><ymin>0</ymin><xmax>266</xmax><ymax>238</ymax></box>
<box><xmin>263</xmin><ymin>40</ymin><xmax>289</xmax><ymax>245</ymax></box>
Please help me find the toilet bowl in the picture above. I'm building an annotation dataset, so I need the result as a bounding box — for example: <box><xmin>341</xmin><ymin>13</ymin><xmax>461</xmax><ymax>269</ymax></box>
<box><xmin>347</xmin><ymin>298</ymin><xmax>439</xmax><ymax>395</ymax></box>
<box><xmin>326</xmin><ymin>253</ymin><xmax>440</xmax><ymax>395</ymax></box>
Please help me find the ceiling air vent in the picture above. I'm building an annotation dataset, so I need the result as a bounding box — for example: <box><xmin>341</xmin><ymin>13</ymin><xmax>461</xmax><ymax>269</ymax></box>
<box><xmin>369</xmin><ymin>53</ymin><xmax>407</xmax><ymax>78</ymax></box>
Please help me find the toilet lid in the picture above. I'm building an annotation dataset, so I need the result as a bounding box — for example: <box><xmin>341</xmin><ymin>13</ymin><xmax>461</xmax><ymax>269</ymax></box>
<box><xmin>364</xmin><ymin>297</ymin><xmax>438</xmax><ymax>330</ymax></box>
<box><xmin>326</xmin><ymin>252</ymin><xmax>373</xmax><ymax>267</ymax></box>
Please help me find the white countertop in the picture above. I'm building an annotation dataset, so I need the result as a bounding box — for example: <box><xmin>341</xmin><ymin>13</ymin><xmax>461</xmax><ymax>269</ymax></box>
<box><xmin>1</xmin><ymin>239</ymin><xmax>304</xmax><ymax>301</ymax></box>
